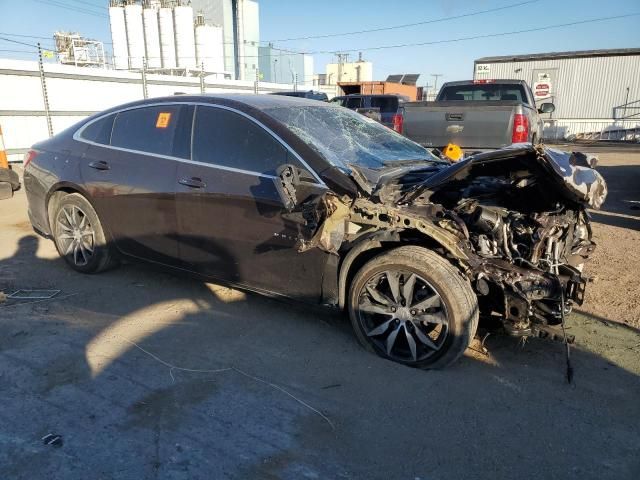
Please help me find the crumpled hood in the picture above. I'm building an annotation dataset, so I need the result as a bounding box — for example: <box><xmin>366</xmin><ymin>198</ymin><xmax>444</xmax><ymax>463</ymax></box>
<box><xmin>353</xmin><ymin>145</ymin><xmax>608</xmax><ymax>209</ymax></box>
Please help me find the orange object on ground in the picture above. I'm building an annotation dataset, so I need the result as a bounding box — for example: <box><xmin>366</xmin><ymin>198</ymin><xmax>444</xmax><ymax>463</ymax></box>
<box><xmin>0</xmin><ymin>125</ymin><xmax>8</xmax><ymax>169</ymax></box>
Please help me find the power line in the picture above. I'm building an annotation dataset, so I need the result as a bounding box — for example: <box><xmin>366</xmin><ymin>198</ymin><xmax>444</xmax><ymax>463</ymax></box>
<box><xmin>0</xmin><ymin>32</ymin><xmax>54</xmax><ymax>41</ymax></box>
<box><xmin>304</xmin><ymin>13</ymin><xmax>640</xmax><ymax>55</ymax></box>
<box><xmin>32</xmin><ymin>0</ymin><xmax>108</xmax><ymax>18</ymax></box>
<box><xmin>265</xmin><ymin>0</ymin><xmax>541</xmax><ymax>42</ymax></box>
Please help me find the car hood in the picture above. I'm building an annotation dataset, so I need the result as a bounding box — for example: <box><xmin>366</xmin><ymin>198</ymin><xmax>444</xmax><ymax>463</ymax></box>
<box><xmin>349</xmin><ymin>145</ymin><xmax>607</xmax><ymax>209</ymax></box>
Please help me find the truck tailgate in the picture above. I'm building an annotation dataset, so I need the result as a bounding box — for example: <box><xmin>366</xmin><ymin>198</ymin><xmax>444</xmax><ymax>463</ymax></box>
<box><xmin>403</xmin><ymin>101</ymin><xmax>522</xmax><ymax>149</ymax></box>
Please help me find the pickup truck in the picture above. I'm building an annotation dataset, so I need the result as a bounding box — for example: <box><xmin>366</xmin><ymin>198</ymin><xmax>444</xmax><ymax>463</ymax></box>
<box><xmin>402</xmin><ymin>79</ymin><xmax>555</xmax><ymax>152</ymax></box>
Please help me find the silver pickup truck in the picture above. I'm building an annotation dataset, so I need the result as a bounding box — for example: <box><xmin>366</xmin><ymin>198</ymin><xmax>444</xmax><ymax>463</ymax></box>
<box><xmin>402</xmin><ymin>79</ymin><xmax>555</xmax><ymax>152</ymax></box>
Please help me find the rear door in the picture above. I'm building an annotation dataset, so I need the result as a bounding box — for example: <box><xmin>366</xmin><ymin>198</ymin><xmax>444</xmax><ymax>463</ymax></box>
<box><xmin>79</xmin><ymin>104</ymin><xmax>191</xmax><ymax>265</ymax></box>
<box><xmin>175</xmin><ymin>104</ymin><xmax>331</xmax><ymax>300</ymax></box>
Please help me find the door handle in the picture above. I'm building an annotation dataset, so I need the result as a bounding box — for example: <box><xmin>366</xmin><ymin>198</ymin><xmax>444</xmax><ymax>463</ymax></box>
<box><xmin>178</xmin><ymin>177</ymin><xmax>206</xmax><ymax>189</ymax></box>
<box><xmin>88</xmin><ymin>160</ymin><xmax>110</xmax><ymax>171</ymax></box>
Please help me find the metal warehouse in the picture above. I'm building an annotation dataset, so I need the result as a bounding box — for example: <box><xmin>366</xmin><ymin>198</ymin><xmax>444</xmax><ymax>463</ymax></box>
<box><xmin>473</xmin><ymin>48</ymin><xmax>640</xmax><ymax>141</ymax></box>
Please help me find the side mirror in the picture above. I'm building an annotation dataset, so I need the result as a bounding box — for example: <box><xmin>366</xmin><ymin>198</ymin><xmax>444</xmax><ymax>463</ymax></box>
<box><xmin>538</xmin><ymin>102</ymin><xmax>555</xmax><ymax>114</ymax></box>
<box><xmin>275</xmin><ymin>164</ymin><xmax>300</xmax><ymax>212</ymax></box>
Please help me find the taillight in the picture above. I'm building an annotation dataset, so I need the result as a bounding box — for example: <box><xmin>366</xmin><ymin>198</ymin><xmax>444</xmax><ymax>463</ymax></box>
<box><xmin>392</xmin><ymin>114</ymin><xmax>403</xmax><ymax>134</ymax></box>
<box><xmin>512</xmin><ymin>114</ymin><xmax>529</xmax><ymax>143</ymax></box>
<box><xmin>23</xmin><ymin>149</ymin><xmax>38</xmax><ymax>168</ymax></box>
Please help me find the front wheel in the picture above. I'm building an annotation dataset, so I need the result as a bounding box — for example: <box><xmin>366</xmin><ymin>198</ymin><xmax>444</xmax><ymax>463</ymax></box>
<box><xmin>51</xmin><ymin>193</ymin><xmax>116</xmax><ymax>273</ymax></box>
<box><xmin>348</xmin><ymin>246</ymin><xmax>478</xmax><ymax>369</ymax></box>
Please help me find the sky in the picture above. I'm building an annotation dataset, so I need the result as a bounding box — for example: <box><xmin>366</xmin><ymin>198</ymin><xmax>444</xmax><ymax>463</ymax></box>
<box><xmin>0</xmin><ymin>0</ymin><xmax>639</xmax><ymax>88</ymax></box>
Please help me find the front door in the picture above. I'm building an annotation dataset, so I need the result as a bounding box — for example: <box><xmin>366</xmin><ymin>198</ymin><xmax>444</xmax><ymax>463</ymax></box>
<box><xmin>175</xmin><ymin>105</ymin><xmax>331</xmax><ymax>301</ymax></box>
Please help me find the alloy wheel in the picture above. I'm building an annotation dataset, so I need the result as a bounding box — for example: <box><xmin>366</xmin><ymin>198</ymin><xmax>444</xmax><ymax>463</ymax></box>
<box><xmin>357</xmin><ymin>270</ymin><xmax>449</xmax><ymax>363</ymax></box>
<box><xmin>56</xmin><ymin>205</ymin><xmax>95</xmax><ymax>267</ymax></box>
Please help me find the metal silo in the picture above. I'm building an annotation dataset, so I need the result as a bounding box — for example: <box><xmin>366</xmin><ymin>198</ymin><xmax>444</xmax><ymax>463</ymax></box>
<box><xmin>108</xmin><ymin>3</ymin><xmax>129</xmax><ymax>70</ymax></box>
<box><xmin>158</xmin><ymin>7</ymin><xmax>176</xmax><ymax>69</ymax></box>
<box><xmin>173</xmin><ymin>4</ymin><xmax>196</xmax><ymax>70</ymax></box>
<box><xmin>195</xmin><ymin>18</ymin><xmax>224</xmax><ymax>73</ymax></box>
<box><xmin>124</xmin><ymin>3</ymin><xmax>145</xmax><ymax>69</ymax></box>
<box><xmin>143</xmin><ymin>5</ymin><xmax>161</xmax><ymax>69</ymax></box>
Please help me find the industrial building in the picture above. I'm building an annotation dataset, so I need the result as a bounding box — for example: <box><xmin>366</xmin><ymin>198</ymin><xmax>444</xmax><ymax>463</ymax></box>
<box><xmin>324</xmin><ymin>55</ymin><xmax>373</xmax><ymax>85</ymax></box>
<box><xmin>258</xmin><ymin>44</ymin><xmax>313</xmax><ymax>86</ymax></box>
<box><xmin>108</xmin><ymin>0</ymin><xmax>258</xmax><ymax>80</ymax></box>
<box><xmin>190</xmin><ymin>0</ymin><xmax>260</xmax><ymax>81</ymax></box>
<box><xmin>474</xmin><ymin>48</ymin><xmax>640</xmax><ymax>140</ymax></box>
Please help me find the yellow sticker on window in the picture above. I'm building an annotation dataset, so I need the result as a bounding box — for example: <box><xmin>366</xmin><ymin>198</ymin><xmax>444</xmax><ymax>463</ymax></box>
<box><xmin>156</xmin><ymin>112</ymin><xmax>172</xmax><ymax>128</ymax></box>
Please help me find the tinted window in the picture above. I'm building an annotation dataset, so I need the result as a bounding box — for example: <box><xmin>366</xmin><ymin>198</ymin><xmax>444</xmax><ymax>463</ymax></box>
<box><xmin>192</xmin><ymin>106</ymin><xmax>290</xmax><ymax>175</ymax></box>
<box><xmin>345</xmin><ymin>97</ymin><xmax>363</xmax><ymax>109</ymax></box>
<box><xmin>439</xmin><ymin>84</ymin><xmax>526</xmax><ymax>102</ymax></box>
<box><xmin>370</xmin><ymin>97</ymin><xmax>398</xmax><ymax>113</ymax></box>
<box><xmin>111</xmin><ymin>105</ymin><xmax>183</xmax><ymax>157</ymax></box>
<box><xmin>80</xmin><ymin>114</ymin><xmax>115</xmax><ymax>144</ymax></box>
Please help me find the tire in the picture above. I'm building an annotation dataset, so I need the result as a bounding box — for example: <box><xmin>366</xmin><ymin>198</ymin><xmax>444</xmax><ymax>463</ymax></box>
<box><xmin>347</xmin><ymin>246</ymin><xmax>478</xmax><ymax>369</ymax></box>
<box><xmin>51</xmin><ymin>193</ymin><xmax>117</xmax><ymax>273</ymax></box>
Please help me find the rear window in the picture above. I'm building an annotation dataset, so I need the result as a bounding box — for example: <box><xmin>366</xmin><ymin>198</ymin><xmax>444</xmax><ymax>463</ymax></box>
<box><xmin>370</xmin><ymin>97</ymin><xmax>399</xmax><ymax>113</ymax></box>
<box><xmin>439</xmin><ymin>84</ymin><xmax>526</xmax><ymax>102</ymax></box>
<box><xmin>80</xmin><ymin>114</ymin><xmax>115</xmax><ymax>144</ymax></box>
<box><xmin>110</xmin><ymin>105</ymin><xmax>182</xmax><ymax>157</ymax></box>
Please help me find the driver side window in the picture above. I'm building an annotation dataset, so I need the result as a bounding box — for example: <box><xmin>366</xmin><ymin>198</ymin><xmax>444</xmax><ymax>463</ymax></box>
<box><xmin>191</xmin><ymin>106</ymin><xmax>307</xmax><ymax>176</ymax></box>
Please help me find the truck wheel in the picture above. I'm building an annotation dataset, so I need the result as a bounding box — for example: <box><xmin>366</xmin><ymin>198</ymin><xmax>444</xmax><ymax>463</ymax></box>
<box><xmin>51</xmin><ymin>193</ymin><xmax>117</xmax><ymax>273</ymax></box>
<box><xmin>348</xmin><ymin>246</ymin><xmax>478</xmax><ymax>369</ymax></box>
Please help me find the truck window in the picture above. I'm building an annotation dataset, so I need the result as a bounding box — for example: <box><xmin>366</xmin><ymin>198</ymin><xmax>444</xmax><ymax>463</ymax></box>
<box><xmin>439</xmin><ymin>84</ymin><xmax>526</xmax><ymax>102</ymax></box>
<box><xmin>370</xmin><ymin>97</ymin><xmax>398</xmax><ymax>113</ymax></box>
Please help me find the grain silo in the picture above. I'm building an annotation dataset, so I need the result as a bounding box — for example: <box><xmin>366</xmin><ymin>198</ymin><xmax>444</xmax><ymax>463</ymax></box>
<box><xmin>158</xmin><ymin>5</ymin><xmax>176</xmax><ymax>69</ymax></box>
<box><xmin>124</xmin><ymin>2</ymin><xmax>145</xmax><ymax>69</ymax></box>
<box><xmin>194</xmin><ymin>14</ymin><xmax>224</xmax><ymax>73</ymax></box>
<box><xmin>173</xmin><ymin>4</ymin><xmax>196</xmax><ymax>70</ymax></box>
<box><xmin>142</xmin><ymin>3</ymin><xmax>161</xmax><ymax>69</ymax></box>
<box><xmin>108</xmin><ymin>2</ymin><xmax>129</xmax><ymax>70</ymax></box>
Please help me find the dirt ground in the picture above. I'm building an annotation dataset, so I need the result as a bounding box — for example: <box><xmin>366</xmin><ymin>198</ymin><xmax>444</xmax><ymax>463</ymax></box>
<box><xmin>1</xmin><ymin>149</ymin><xmax>639</xmax><ymax>479</ymax></box>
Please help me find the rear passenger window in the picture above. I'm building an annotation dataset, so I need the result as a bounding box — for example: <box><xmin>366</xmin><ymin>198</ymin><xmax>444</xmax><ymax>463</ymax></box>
<box><xmin>80</xmin><ymin>114</ymin><xmax>115</xmax><ymax>145</ymax></box>
<box><xmin>111</xmin><ymin>105</ymin><xmax>183</xmax><ymax>157</ymax></box>
<box><xmin>345</xmin><ymin>97</ymin><xmax>362</xmax><ymax>109</ymax></box>
<box><xmin>192</xmin><ymin>106</ymin><xmax>291</xmax><ymax>175</ymax></box>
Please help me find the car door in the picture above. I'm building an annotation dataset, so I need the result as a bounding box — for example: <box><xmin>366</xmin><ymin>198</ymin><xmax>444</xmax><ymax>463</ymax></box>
<box><xmin>79</xmin><ymin>104</ymin><xmax>191</xmax><ymax>265</ymax></box>
<box><xmin>175</xmin><ymin>104</ymin><xmax>331</xmax><ymax>301</ymax></box>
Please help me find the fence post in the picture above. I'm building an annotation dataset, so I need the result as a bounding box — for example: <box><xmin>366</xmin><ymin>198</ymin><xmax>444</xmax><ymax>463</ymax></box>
<box><xmin>141</xmin><ymin>58</ymin><xmax>148</xmax><ymax>99</ymax></box>
<box><xmin>37</xmin><ymin>43</ymin><xmax>53</xmax><ymax>138</ymax></box>
<box><xmin>254</xmin><ymin>69</ymin><xmax>259</xmax><ymax>94</ymax></box>
<box><xmin>200</xmin><ymin>63</ymin><xmax>205</xmax><ymax>94</ymax></box>
<box><xmin>294</xmin><ymin>73</ymin><xmax>298</xmax><ymax>92</ymax></box>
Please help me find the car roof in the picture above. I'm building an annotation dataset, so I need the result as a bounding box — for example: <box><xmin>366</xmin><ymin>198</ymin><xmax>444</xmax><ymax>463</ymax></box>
<box><xmin>101</xmin><ymin>93</ymin><xmax>336</xmax><ymax>113</ymax></box>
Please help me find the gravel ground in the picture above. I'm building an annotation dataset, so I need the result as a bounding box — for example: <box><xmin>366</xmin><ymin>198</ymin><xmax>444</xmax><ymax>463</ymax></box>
<box><xmin>1</xmin><ymin>150</ymin><xmax>639</xmax><ymax>480</ymax></box>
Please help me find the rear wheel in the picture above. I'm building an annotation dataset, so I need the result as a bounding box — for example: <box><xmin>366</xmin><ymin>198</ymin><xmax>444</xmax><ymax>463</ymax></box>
<box><xmin>348</xmin><ymin>246</ymin><xmax>478</xmax><ymax>369</ymax></box>
<box><xmin>51</xmin><ymin>193</ymin><xmax>116</xmax><ymax>273</ymax></box>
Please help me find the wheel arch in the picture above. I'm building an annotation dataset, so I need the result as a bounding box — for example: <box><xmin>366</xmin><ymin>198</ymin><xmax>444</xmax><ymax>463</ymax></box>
<box><xmin>45</xmin><ymin>182</ymin><xmax>98</xmax><ymax>236</ymax></box>
<box><xmin>337</xmin><ymin>230</ymin><xmax>468</xmax><ymax>309</ymax></box>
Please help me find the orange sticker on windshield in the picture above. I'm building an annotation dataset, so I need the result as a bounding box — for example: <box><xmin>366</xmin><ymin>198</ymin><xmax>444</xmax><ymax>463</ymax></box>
<box><xmin>156</xmin><ymin>112</ymin><xmax>172</xmax><ymax>128</ymax></box>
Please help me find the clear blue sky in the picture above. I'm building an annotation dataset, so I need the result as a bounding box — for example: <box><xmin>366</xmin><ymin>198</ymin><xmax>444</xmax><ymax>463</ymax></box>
<box><xmin>0</xmin><ymin>0</ymin><xmax>638</xmax><ymax>86</ymax></box>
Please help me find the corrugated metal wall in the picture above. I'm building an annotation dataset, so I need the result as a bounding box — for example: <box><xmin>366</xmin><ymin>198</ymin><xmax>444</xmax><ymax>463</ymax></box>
<box><xmin>474</xmin><ymin>54</ymin><xmax>640</xmax><ymax>119</ymax></box>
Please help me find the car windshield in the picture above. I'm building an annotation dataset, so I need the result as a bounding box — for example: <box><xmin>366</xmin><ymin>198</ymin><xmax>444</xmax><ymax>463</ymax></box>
<box><xmin>265</xmin><ymin>105</ymin><xmax>441</xmax><ymax>170</ymax></box>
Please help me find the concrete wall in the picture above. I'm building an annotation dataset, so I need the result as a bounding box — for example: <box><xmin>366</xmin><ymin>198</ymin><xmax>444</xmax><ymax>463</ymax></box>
<box><xmin>0</xmin><ymin>59</ymin><xmax>294</xmax><ymax>160</ymax></box>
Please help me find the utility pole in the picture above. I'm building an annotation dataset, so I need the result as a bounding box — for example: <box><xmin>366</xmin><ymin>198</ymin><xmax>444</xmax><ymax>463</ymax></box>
<box><xmin>294</xmin><ymin>73</ymin><xmax>298</xmax><ymax>92</ymax></box>
<box><xmin>254</xmin><ymin>68</ymin><xmax>259</xmax><ymax>94</ymax></box>
<box><xmin>431</xmin><ymin>74</ymin><xmax>443</xmax><ymax>95</ymax></box>
<box><xmin>37</xmin><ymin>43</ymin><xmax>53</xmax><ymax>138</ymax></box>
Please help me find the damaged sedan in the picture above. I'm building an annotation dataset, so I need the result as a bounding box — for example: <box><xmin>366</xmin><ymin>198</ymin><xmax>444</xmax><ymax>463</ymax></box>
<box><xmin>23</xmin><ymin>95</ymin><xmax>607</xmax><ymax>369</ymax></box>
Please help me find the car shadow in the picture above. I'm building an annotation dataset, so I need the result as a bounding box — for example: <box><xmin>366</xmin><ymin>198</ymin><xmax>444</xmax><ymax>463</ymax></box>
<box><xmin>1</xmin><ymin>233</ymin><xmax>639</xmax><ymax>479</ymax></box>
<box><xmin>588</xmin><ymin>164</ymin><xmax>640</xmax><ymax>230</ymax></box>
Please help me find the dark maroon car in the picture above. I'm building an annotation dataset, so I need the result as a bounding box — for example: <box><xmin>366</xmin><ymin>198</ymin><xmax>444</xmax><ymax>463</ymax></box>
<box><xmin>23</xmin><ymin>94</ymin><xmax>606</xmax><ymax>369</ymax></box>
